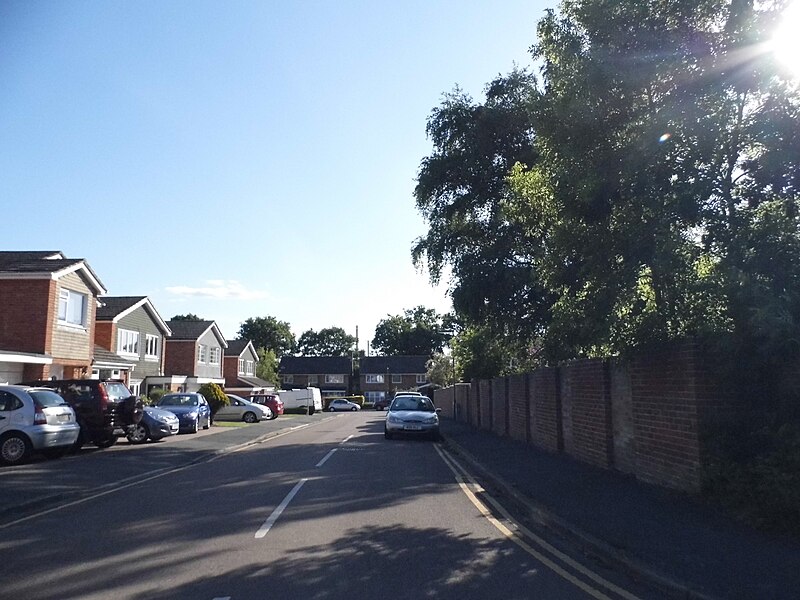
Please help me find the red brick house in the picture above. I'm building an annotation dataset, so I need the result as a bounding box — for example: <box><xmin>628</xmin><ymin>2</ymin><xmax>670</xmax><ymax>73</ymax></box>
<box><xmin>0</xmin><ymin>251</ymin><xmax>107</xmax><ymax>383</ymax></box>
<box><xmin>223</xmin><ymin>339</ymin><xmax>275</xmax><ymax>396</ymax></box>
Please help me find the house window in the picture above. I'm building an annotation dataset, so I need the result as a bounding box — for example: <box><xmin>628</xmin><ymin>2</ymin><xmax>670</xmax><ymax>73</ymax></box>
<box><xmin>209</xmin><ymin>347</ymin><xmax>220</xmax><ymax>365</ymax></box>
<box><xmin>325</xmin><ymin>374</ymin><xmax>344</xmax><ymax>384</ymax></box>
<box><xmin>57</xmin><ymin>289</ymin><xmax>87</xmax><ymax>327</ymax></box>
<box><xmin>197</xmin><ymin>344</ymin><xmax>207</xmax><ymax>364</ymax></box>
<box><xmin>118</xmin><ymin>329</ymin><xmax>140</xmax><ymax>356</ymax></box>
<box><xmin>308</xmin><ymin>374</ymin><xmax>318</xmax><ymax>384</ymax></box>
<box><xmin>245</xmin><ymin>360</ymin><xmax>254</xmax><ymax>375</ymax></box>
<box><xmin>365</xmin><ymin>391</ymin><xmax>385</xmax><ymax>404</ymax></box>
<box><xmin>145</xmin><ymin>335</ymin><xmax>159</xmax><ymax>360</ymax></box>
<box><xmin>238</xmin><ymin>359</ymin><xmax>245</xmax><ymax>374</ymax></box>
<box><xmin>283</xmin><ymin>374</ymin><xmax>294</xmax><ymax>384</ymax></box>
<box><xmin>365</xmin><ymin>374</ymin><xmax>384</xmax><ymax>384</ymax></box>
<box><xmin>392</xmin><ymin>374</ymin><xmax>402</xmax><ymax>384</ymax></box>
<box><xmin>416</xmin><ymin>374</ymin><xmax>427</xmax><ymax>384</ymax></box>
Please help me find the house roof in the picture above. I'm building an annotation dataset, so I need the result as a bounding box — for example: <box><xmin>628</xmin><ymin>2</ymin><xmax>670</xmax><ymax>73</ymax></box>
<box><xmin>92</xmin><ymin>346</ymin><xmax>135</xmax><ymax>368</ymax></box>
<box><xmin>237</xmin><ymin>376</ymin><xmax>273</xmax><ymax>388</ymax></box>
<box><xmin>165</xmin><ymin>320</ymin><xmax>228</xmax><ymax>347</ymax></box>
<box><xmin>360</xmin><ymin>355</ymin><xmax>430</xmax><ymax>374</ymax></box>
<box><xmin>279</xmin><ymin>355</ymin><xmax>353</xmax><ymax>374</ymax></box>
<box><xmin>224</xmin><ymin>339</ymin><xmax>255</xmax><ymax>357</ymax></box>
<box><xmin>96</xmin><ymin>296</ymin><xmax>171</xmax><ymax>336</ymax></box>
<box><xmin>0</xmin><ymin>251</ymin><xmax>106</xmax><ymax>295</ymax></box>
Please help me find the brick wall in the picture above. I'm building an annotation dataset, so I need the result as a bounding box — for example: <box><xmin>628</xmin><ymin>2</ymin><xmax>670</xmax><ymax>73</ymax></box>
<box><xmin>491</xmin><ymin>377</ymin><xmax>507</xmax><ymax>437</ymax></box>
<box><xmin>561</xmin><ymin>359</ymin><xmax>614</xmax><ymax>469</ymax></box>
<box><xmin>507</xmin><ymin>374</ymin><xmax>528</xmax><ymax>442</ymax></box>
<box><xmin>164</xmin><ymin>340</ymin><xmax>197</xmax><ymax>376</ymax></box>
<box><xmin>531</xmin><ymin>367</ymin><xmax>561</xmax><ymax>452</ymax></box>
<box><xmin>0</xmin><ymin>279</ymin><xmax>53</xmax><ymax>353</ymax></box>
<box><xmin>478</xmin><ymin>379</ymin><xmax>492</xmax><ymax>428</ymax></box>
<box><xmin>94</xmin><ymin>321</ymin><xmax>115</xmax><ymax>351</ymax></box>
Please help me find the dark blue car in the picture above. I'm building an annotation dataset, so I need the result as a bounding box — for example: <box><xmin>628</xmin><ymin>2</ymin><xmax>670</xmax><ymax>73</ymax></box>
<box><xmin>155</xmin><ymin>393</ymin><xmax>212</xmax><ymax>433</ymax></box>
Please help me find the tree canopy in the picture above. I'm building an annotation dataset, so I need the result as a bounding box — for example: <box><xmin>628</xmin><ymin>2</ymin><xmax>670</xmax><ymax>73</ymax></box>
<box><xmin>237</xmin><ymin>316</ymin><xmax>296</xmax><ymax>357</ymax></box>
<box><xmin>371</xmin><ymin>306</ymin><xmax>454</xmax><ymax>356</ymax></box>
<box><xmin>415</xmin><ymin>0</ymin><xmax>800</xmax><ymax>374</ymax></box>
<box><xmin>170</xmin><ymin>313</ymin><xmax>203</xmax><ymax>321</ymax></box>
<box><xmin>297</xmin><ymin>327</ymin><xmax>356</xmax><ymax>356</ymax></box>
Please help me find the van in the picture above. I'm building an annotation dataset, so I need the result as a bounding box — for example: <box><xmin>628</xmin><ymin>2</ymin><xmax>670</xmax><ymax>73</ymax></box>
<box><xmin>279</xmin><ymin>387</ymin><xmax>323</xmax><ymax>415</ymax></box>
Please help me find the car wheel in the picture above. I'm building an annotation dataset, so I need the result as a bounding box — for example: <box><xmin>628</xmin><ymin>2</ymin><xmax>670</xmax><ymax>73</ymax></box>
<box><xmin>202</xmin><ymin>415</ymin><xmax>210</xmax><ymax>430</ymax></box>
<box><xmin>384</xmin><ymin>429</ymin><xmax>393</xmax><ymax>440</ymax></box>
<box><xmin>69</xmin><ymin>427</ymin><xmax>86</xmax><ymax>454</ymax></box>
<box><xmin>351</xmin><ymin>406</ymin><xmax>357</xmax><ymax>411</ymax></box>
<box><xmin>243</xmin><ymin>411</ymin><xmax>258</xmax><ymax>423</ymax></box>
<box><xmin>127</xmin><ymin>423</ymin><xmax>149</xmax><ymax>444</ymax></box>
<box><xmin>329</xmin><ymin>407</ymin><xmax>336</xmax><ymax>412</ymax></box>
<box><xmin>0</xmin><ymin>433</ymin><xmax>32</xmax><ymax>465</ymax></box>
<box><xmin>94</xmin><ymin>435</ymin><xmax>118</xmax><ymax>449</ymax></box>
<box><xmin>269</xmin><ymin>410</ymin><xmax>279</xmax><ymax>420</ymax></box>
<box><xmin>191</xmin><ymin>417</ymin><xmax>200</xmax><ymax>433</ymax></box>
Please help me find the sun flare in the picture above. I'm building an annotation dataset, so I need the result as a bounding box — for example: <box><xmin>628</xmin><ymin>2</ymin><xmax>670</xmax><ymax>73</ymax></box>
<box><xmin>772</xmin><ymin>1</ymin><xmax>800</xmax><ymax>77</ymax></box>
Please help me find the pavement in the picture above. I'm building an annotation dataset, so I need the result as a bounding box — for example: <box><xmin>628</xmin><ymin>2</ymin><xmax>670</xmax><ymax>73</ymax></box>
<box><xmin>438</xmin><ymin>417</ymin><xmax>800</xmax><ymax>600</ymax></box>
<box><xmin>3</xmin><ymin>413</ymin><xmax>799</xmax><ymax>599</ymax></box>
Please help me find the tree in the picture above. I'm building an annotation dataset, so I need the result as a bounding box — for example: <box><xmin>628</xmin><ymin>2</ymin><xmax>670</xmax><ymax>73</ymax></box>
<box><xmin>171</xmin><ymin>313</ymin><xmax>202</xmax><ymax>321</ymax></box>
<box><xmin>197</xmin><ymin>382</ymin><xmax>229</xmax><ymax>415</ymax></box>
<box><xmin>256</xmin><ymin>348</ymin><xmax>279</xmax><ymax>386</ymax></box>
<box><xmin>426</xmin><ymin>352</ymin><xmax>455</xmax><ymax>387</ymax></box>
<box><xmin>297</xmin><ymin>327</ymin><xmax>356</xmax><ymax>356</ymax></box>
<box><xmin>238</xmin><ymin>316</ymin><xmax>296</xmax><ymax>357</ymax></box>
<box><xmin>371</xmin><ymin>306</ymin><xmax>453</xmax><ymax>355</ymax></box>
<box><xmin>415</xmin><ymin>0</ymin><xmax>800</xmax><ymax>370</ymax></box>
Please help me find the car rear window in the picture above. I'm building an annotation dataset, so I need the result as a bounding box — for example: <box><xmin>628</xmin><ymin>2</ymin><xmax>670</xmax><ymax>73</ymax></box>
<box><xmin>29</xmin><ymin>389</ymin><xmax>68</xmax><ymax>407</ymax></box>
<box><xmin>104</xmin><ymin>382</ymin><xmax>133</xmax><ymax>401</ymax></box>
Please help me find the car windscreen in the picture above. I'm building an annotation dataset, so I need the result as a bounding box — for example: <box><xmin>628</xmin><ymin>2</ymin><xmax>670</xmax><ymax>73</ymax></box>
<box><xmin>159</xmin><ymin>396</ymin><xmax>196</xmax><ymax>406</ymax></box>
<box><xmin>391</xmin><ymin>397</ymin><xmax>434</xmax><ymax>412</ymax></box>
<box><xmin>105</xmin><ymin>382</ymin><xmax>133</xmax><ymax>401</ymax></box>
<box><xmin>29</xmin><ymin>389</ymin><xmax>69</xmax><ymax>407</ymax></box>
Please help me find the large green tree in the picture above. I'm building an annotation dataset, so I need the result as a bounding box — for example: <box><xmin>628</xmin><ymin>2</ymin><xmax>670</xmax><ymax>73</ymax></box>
<box><xmin>238</xmin><ymin>316</ymin><xmax>296</xmax><ymax>357</ymax></box>
<box><xmin>415</xmin><ymin>0</ymin><xmax>800</xmax><ymax>371</ymax></box>
<box><xmin>371</xmin><ymin>307</ymin><xmax>454</xmax><ymax>356</ymax></box>
<box><xmin>297</xmin><ymin>327</ymin><xmax>356</xmax><ymax>356</ymax></box>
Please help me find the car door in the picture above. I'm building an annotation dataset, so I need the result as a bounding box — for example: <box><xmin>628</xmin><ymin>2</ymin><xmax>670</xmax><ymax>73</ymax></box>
<box><xmin>0</xmin><ymin>390</ymin><xmax>16</xmax><ymax>437</ymax></box>
<box><xmin>198</xmin><ymin>398</ymin><xmax>211</xmax><ymax>425</ymax></box>
<box><xmin>216</xmin><ymin>399</ymin><xmax>243</xmax><ymax>420</ymax></box>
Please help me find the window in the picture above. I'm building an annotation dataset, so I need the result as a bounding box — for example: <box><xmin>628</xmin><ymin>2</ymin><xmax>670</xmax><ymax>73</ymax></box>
<box><xmin>283</xmin><ymin>374</ymin><xmax>294</xmax><ymax>384</ymax></box>
<box><xmin>416</xmin><ymin>374</ymin><xmax>427</xmax><ymax>384</ymax></box>
<box><xmin>197</xmin><ymin>344</ymin><xmax>207</xmax><ymax>364</ymax></box>
<box><xmin>238</xmin><ymin>358</ymin><xmax>245</xmax><ymax>374</ymax></box>
<box><xmin>145</xmin><ymin>335</ymin><xmax>159</xmax><ymax>359</ymax></box>
<box><xmin>365</xmin><ymin>374</ymin><xmax>384</xmax><ymax>384</ymax></box>
<box><xmin>57</xmin><ymin>289</ymin><xmax>87</xmax><ymax>326</ymax></box>
<box><xmin>118</xmin><ymin>329</ymin><xmax>140</xmax><ymax>355</ymax></box>
<box><xmin>325</xmin><ymin>374</ymin><xmax>344</xmax><ymax>384</ymax></box>
<box><xmin>392</xmin><ymin>374</ymin><xmax>402</xmax><ymax>384</ymax></box>
<box><xmin>365</xmin><ymin>391</ymin><xmax>385</xmax><ymax>404</ymax></box>
<box><xmin>245</xmin><ymin>360</ymin><xmax>254</xmax><ymax>375</ymax></box>
<box><xmin>209</xmin><ymin>347</ymin><xmax>220</xmax><ymax>365</ymax></box>
<box><xmin>308</xmin><ymin>374</ymin><xmax>318</xmax><ymax>384</ymax></box>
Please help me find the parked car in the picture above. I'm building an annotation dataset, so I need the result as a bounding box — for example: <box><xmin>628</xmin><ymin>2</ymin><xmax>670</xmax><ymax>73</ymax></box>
<box><xmin>384</xmin><ymin>395</ymin><xmax>440</xmax><ymax>441</ymax></box>
<box><xmin>248</xmin><ymin>393</ymin><xmax>283</xmax><ymax>419</ymax></box>
<box><xmin>155</xmin><ymin>393</ymin><xmax>212</xmax><ymax>433</ymax></box>
<box><xmin>22</xmin><ymin>379</ymin><xmax>143</xmax><ymax>449</ymax></box>
<box><xmin>374</xmin><ymin>397</ymin><xmax>391</xmax><ymax>410</ymax></box>
<box><xmin>0</xmin><ymin>385</ymin><xmax>81</xmax><ymax>464</ymax></box>
<box><xmin>126</xmin><ymin>406</ymin><xmax>180</xmax><ymax>444</ymax></box>
<box><xmin>327</xmin><ymin>398</ymin><xmax>361</xmax><ymax>412</ymax></box>
<box><xmin>217</xmin><ymin>395</ymin><xmax>271</xmax><ymax>423</ymax></box>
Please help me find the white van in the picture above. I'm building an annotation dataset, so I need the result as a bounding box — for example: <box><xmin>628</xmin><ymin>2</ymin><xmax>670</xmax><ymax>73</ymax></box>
<box><xmin>279</xmin><ymin>387</ymin><xmax>323</xmax><ymax>415</ymax></box>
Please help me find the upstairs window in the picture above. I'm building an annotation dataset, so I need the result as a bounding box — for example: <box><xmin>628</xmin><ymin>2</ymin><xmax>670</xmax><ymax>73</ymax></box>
<box><xmin>245</xmin><ymin>360</ymin><xmax>254</xmax><ymax>375</ymax></box>
<box><xmin>209</xmin><ymin>347</ymin><xmax>221</xmax><ymax>365</ymax></box>
<box><xmin>365</xmin><ymin>374</ymin><xmax>384</xmax><ymax>384</ymax></box>
<box><xmin>145</xmin><ymin>334</ymin><xmax>159</xmax><ymax>359</ymax></box>
<box><xmin>283</xmin><ymin>374</ymin><xmax>294</xmax><ymax>384</ymax></box>
<box><xmin>118</xmin><ymin>329</ymin><xmax>140</xmax><ymax>356</ymax></box>
<box><xmin>197</xmin><ymin>344</ymin><xmax>207</xmax><ymax>364</ymax></box>
<box><xmin>416</xmin><ymin>374</ymin><xmax>427</xmax><ymax>384</ymax></box>
<box><xmin>58</xmin><ymin>289</ymin><xmax>87</xmax><ymax>327</ymax></box>
<box><xmin>325</xmin><ymin>374</ymin><xmax>344</xmax><ymax>384</ymax></box>
<box><xmin>392</xmin><ymin>374</ymin><xmax>402</xmax><ymax>384</ymax></box>
<box><xmin>238</xmin><ymin>359</ymin><xmax>245</xmax><ymax>374</ymax></box>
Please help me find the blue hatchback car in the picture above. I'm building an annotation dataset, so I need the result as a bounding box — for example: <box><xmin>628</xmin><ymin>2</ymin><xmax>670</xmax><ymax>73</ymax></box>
<box><xmin>155</xmin><ymin>393</ymin><xmax>212</xmax><ymax>433</ymax></box>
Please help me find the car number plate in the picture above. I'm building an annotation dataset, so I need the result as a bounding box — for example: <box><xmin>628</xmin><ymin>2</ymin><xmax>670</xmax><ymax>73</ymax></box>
<box><xmin>57</xmin><ymin>414</ymin><xmax>70</xmax><ymax>422</ymax></box>
<box><xmin>404</xmin><ymin>424</ymin><xmax>422</xmax><ymax>431</ymax></box>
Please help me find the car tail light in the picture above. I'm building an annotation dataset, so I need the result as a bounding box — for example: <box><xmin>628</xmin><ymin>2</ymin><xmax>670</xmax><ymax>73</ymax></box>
<box><xmin>98</xmin><ymin>384</ymin><xmax>109</xmax><ymax>410</ymax></box>
<box><xmin>34</xmin><ymin>403</ymin><xmax>47</xmax><ymax>425</ymax></box>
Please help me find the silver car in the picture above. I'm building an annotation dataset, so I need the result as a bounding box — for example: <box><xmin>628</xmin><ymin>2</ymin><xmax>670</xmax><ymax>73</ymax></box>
<box><xmin>216</xmin><ymin>395</ymin><xmax>272</xmax><ymax>423</ymax></box>
<box><xmin>0</xmin><ymin>385</ymin><xmax>80</xmax><ymax>464</ymax></box>
<box><xmin>384</xmin><ymin>395</ymin><xmax>441</xmax><ymax>441</ymax></box>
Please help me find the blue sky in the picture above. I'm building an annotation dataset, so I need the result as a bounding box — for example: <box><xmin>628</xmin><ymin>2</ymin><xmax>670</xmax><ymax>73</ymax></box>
<box><xmin>1</xmin><ymin>0</ymin><xmax>552</xmax><ymax>351</ymax></box>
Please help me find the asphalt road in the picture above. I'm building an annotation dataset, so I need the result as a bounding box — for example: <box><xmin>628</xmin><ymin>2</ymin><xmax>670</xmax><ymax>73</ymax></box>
<box><xmin>1</xmin><ymin>412</ymin><xmax>668</xmax><ymax>600</ymax></box>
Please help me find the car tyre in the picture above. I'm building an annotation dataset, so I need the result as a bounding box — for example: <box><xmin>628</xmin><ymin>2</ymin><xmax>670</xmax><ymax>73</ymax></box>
<box><xmin>94</xmin><ymin>434</ymin><xmax>118</xmax><ymax>449</ymax></box>
<box><xmin>202</xmin><ymin>415</ymin><xmax>210</xmax><ymax>430</ymax></box>
<box><xmin>243</xmin><ymin>411</ymin><xmax>258</xmax><ymax>424</ymax></box>
<box><xmin>351</xmin><ymin>406</ymin><xmax>357</xmax><ymax>411</ymax></box>
<box><xmin>127</xmin><ymin>423</ymin><xmax>150</xmax><ymax>444</ymax></box>
<box><xmin>384</xmin><ymin>429</ymin><xmax>393</xmax><ymax>440</ymax></box>
<box><xmin>191</xmin><ymin>417</ymin><xmax>200</xmax><ymax>433</ymax></box>
<box><xmin>0</xmin><ymin>432</ymin><xmax>32</xmax><ymax>465</ymax></box>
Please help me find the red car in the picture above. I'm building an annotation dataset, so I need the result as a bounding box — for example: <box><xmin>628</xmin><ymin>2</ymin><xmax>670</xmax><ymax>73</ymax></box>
<box><xmin>249</xmin><ymin>393</ymin><xmax>283</xmax><ymax>419</ymax></box>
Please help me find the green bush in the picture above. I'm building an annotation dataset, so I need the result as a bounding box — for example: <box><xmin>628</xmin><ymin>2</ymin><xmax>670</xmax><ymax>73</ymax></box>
<box><xmin>197</xmin><ymin>382</ymin><xmax>229</xmax><ymax>415</ymax></box>
<box><xmin>703</xmin><ymin>417</ymin><xmax>800</xmax><ymax>535</ymax></box>
<box><xmin>148</xmin><ymin>388</ymin><xmax>165</xmax><ymax>405</ymax></box>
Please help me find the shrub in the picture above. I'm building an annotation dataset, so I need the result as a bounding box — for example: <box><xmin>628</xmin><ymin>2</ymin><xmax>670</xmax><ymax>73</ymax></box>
<box><xmin>197</xmin><ymin>382</ymin><xmax>229</xmax><ymax>415</ymax></box>
<box><xmin>148</xmin><ymin>388</ymin><xmax>165</xmax><ymax>405</ymax></box>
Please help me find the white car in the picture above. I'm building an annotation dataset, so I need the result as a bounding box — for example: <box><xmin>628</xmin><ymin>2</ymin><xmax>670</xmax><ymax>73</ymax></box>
<box><xmin>327</xmin><ymin>398</ymin><xmax>361</xmax><ymax>412</ymax></box>
<box><xmin>384</xmin><ymin>395</ymin><xmax>440</xmax><ymax>441</ymax></box>
<box><xmin>0</xmin><ymin>385</ymin><xmax>81</xmax><ymax>464</ymax></box>
<box><xmin>217</xmin><ymin>395</ymin><xmax>272</xmax><ymax>423</ymax></box>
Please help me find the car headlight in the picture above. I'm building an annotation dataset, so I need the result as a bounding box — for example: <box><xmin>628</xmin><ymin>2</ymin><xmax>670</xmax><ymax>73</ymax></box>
<box><xmin>154</xmin><ymin>413</ymin><xmax>171</xmax><ymax>423</ymax></box>
<box><xmin>186</xmin><ymin>411</ymin><xmax>198</xmax><ymax>419</ymax></box>
<box><xmin>424</xmin><ymin>415</ymin><xmax>439</xmax><ymax>424</ymax></box>
<box><xmin>387</xmin><ymin>414</ymin><xmax>401</xmax><ymax>424</ymax></box>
